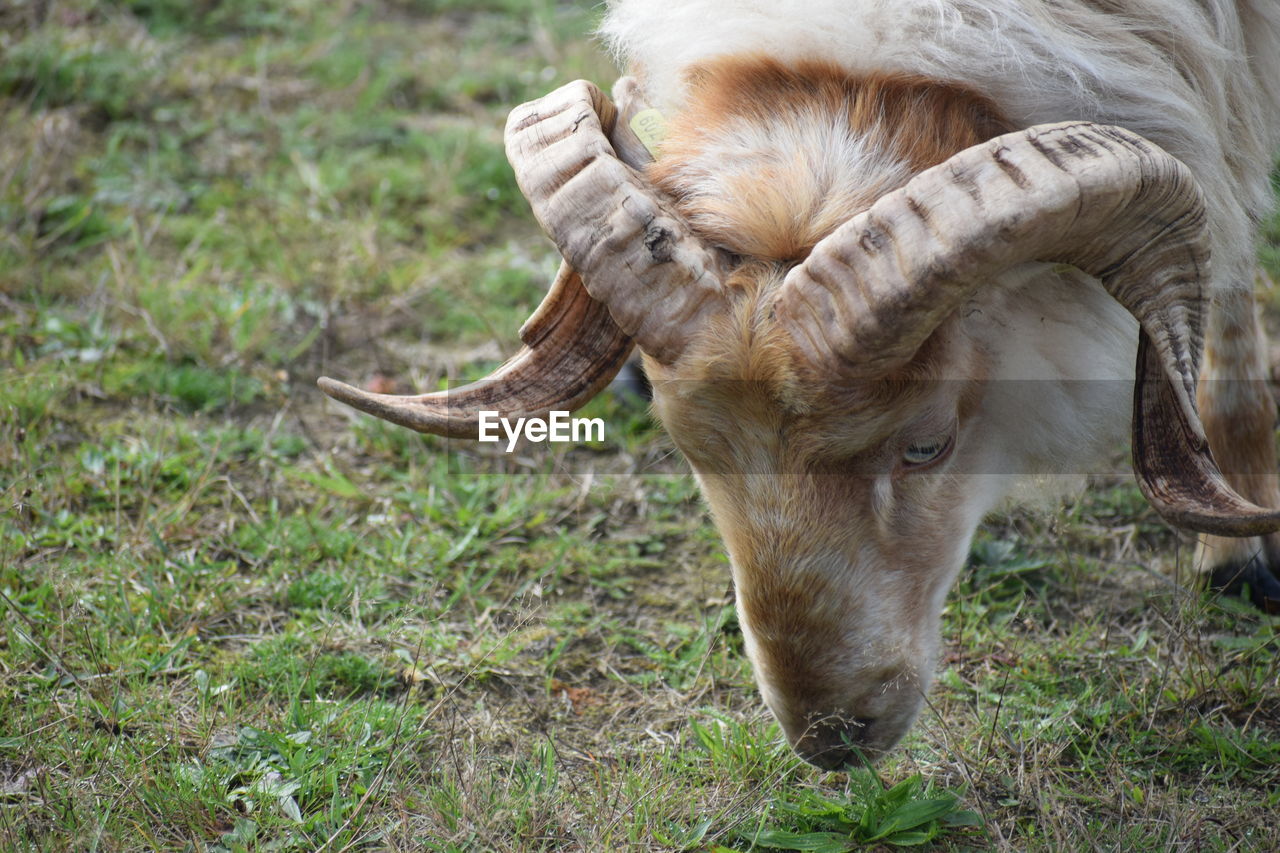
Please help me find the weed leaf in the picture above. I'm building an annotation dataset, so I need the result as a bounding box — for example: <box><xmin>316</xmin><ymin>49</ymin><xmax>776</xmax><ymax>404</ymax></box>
<box><xmin>750</xmin><ymin>828</ymin><xmax>855</xmax><ymax>852</ymax></box>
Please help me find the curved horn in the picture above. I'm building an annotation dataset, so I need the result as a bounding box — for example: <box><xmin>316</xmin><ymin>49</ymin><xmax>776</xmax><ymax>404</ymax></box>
<box><xmin>320</xmin><ymin>77</ymin><xmax>722</xmax><ymax>438</ymax></box>
<box><xmin>1132</xmin><ymin>334</ymin><xmax>1280</xmax><ymax>534</ymax></box>
<box><xmin>775</xmin><ymin>121</ymin><xmax>1280</xmax><ymax>534</ymax></box>
<box><xmin>505</xmin><ymin>78</ymin><xmax>725</xmax><ymax>363</ymax></box>
<box><xmin>317</xmin><ymin>262</ymin><xmax>631</xmax><ymax>438</ymax></box>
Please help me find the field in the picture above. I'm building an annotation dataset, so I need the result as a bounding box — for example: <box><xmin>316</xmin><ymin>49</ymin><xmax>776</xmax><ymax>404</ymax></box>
<box><xmin>3</xmin><ymin>1</ymin><xmax>1279</xmax><ymax>850</ymax></box>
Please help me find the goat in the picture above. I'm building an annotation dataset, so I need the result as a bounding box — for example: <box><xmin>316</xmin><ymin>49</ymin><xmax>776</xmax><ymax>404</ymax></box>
<box><xmin>320</xmin><ymin>0</ymin><xmax>1280</xmax><ymax>769</ymax></box>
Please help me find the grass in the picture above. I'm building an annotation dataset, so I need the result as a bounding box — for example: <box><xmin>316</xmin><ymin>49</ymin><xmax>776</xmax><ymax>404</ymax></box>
<box><xmin>2</xmin><ymin>1</ymin><xmax>1279</xmax><ymax>850</ymax></box>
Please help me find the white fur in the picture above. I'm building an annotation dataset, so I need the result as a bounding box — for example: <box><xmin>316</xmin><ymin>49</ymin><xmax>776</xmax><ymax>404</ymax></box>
<box><xmin>660</xmin><ymin>108</ymin><xmax>915</xmax><ymax>253</ymax></box>
<box><xmin>965</xmin><ymin>265</ymin><xmax>1138</xmax><ymax>495</ymax></box>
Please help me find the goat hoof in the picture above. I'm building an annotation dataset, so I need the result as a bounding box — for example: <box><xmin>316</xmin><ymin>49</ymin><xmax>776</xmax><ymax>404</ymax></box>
<box><xmin>1206</xmin><ymin>556</ymin><xmax>1280</xmax><ymax>615</ymax></box>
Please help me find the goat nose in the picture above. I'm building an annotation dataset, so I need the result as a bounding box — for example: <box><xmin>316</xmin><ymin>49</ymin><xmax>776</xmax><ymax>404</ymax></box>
<box><xmin>792</xmin><ymin>716</ymin><xmax>878</xmax><ymax>771</ymax></box>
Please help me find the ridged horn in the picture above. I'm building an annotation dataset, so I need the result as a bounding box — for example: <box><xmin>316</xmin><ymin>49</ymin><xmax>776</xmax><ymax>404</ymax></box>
<box><xmin>505</xmin><ymin>78</ymin><xmax>726</xmax><ymax>364</ymax></box>
<box><xmin>317</xmin><ymin>262</ymin><xmax>631</xmax><ymax>438</ymax></box>
<box><xmin>319</xmin><ymin>76</ymin><xmax>721</xmax><ymax>438</ymax></box>
<box><xmin>1132</xmin><ymin>334</ymin><xmax>1280</xmax><ymax>534</ymax></box>
<box><xmin>775</xmin><ymin>121</ymin><xmax>1280</xmax><ymax>534</ymax></box>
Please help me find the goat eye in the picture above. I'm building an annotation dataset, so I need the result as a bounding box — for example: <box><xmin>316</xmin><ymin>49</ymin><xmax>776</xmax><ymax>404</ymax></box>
<box><xmin>902</xmin><ymin>436</ymin><xmax>952</xmax><ymax>468</ymax></box>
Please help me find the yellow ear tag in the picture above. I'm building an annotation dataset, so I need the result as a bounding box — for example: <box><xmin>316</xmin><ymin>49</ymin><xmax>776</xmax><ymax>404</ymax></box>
<box><xmin>629</xmin><ymin>108</ymin><xmax>667</xmax><ymax>159</ymax></box>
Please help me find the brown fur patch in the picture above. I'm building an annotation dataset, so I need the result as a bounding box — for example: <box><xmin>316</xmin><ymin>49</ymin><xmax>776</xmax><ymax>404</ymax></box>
<box><xmin>675</xmin><ymin>56</ymin><xmax>1009</xmax><ymax>172</ymax></box>
<box><xmin>649</xmin><ymin>56</ymin><xmax>1010</xmax><ymax>261</ymax></box>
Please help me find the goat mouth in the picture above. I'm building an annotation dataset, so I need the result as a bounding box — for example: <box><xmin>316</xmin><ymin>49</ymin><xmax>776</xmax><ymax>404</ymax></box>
<box><xmin>793</xmin><ymin>717</ymin><xmax>883</xmax><ymax>770</ymax></box>
<box><xmin>787</xmin><ymin>707</ymin><xmax>918</xmax><ymax>769</ymax></box>
<box><xmin>775</xmin><ymin>677</ymin><xmax>931</xmax><ymax>768</ymax></box>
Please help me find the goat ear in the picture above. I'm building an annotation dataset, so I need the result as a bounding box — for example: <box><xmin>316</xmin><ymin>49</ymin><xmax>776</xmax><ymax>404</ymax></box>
<box><xmin>1132</xmin><ymin>333</ymin><xmax>1280</xmax><ymax>534</ymax></box>
<box><xmin>609</xmin><ymin>76</ymin><xmax>661</xmax><ymax>166</ymax></box>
